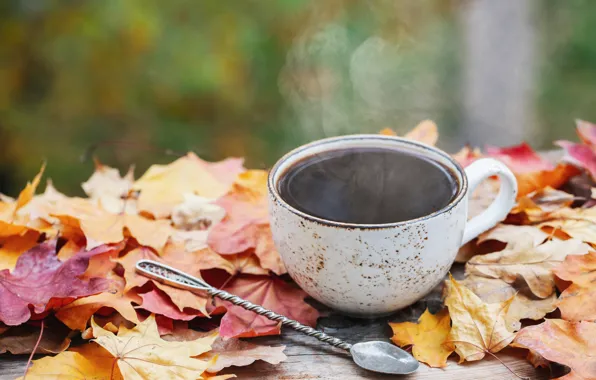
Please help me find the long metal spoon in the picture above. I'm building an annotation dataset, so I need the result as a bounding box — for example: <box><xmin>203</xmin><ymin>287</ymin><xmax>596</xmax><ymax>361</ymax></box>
<box><xmin>135</xmin><ymin>259</ymin><xmax>419</xmax><ymax>375</ymax></box>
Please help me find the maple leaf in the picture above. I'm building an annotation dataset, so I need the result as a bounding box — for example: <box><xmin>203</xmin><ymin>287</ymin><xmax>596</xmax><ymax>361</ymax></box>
<box><xmin>0</xmin><ymin>321</ymin><xmax>71</xmax><ymax>354</ymax></box>
<box><xmin>557</xmin><ymin>140</ymin><xmax>596</xmax><ymax>181</ymax></box>
<box><xmin>553</xmin><ymin>251</ymin><xmax>596</xmax><ymax>321</ymax></box>
<box><xmin>118</xmin><ymin>245</ymin><xmax>231</xmax><ymax>316</ymax></box>
<box><xmin>486</xmin><ymin>142</ymin><xmax>580</xmax><ymax>198</ymax></box>
<box><xmin>466</xmin><ymin>237</ymin><xmax>592</xmax><ymax>299</ymax></box>
<box><xmin>163</xmin><ymin>324</ymin><xmax>287</xmax><ymax>373</ymax></box>
<box><xmin>218</xmin><ymin>275</ymin><xmax>319</xmax><ymax>338</ymax></box>
<box><xmin>55</xmin><ymin>275</ymin><xmax>141</xmax><ymax>331</ymax></box>
<box><xmin>509</xmin><ymin>187</ymin><xmax>577</xmax><ymax>224</ymax></box>
<box><xmin>82</xmin><ymin>160</ymin><xmax>136</xmax><ymax>214</ymax></box>
<box><xmin>403</xmin><ymin>120</ymin><xmax>439</xmax><ymax>146</ymax></box>
<box><xmin>92</xmin><ymin>314</ymin><xmax>216</xmax><ymax>379</ymax></box>
<box><xmin>388</xmin><ymin>308</ymin><xmax>453</xmax><ymax>368</ymax></box>
<box><xmin>0</xmin><ymin>227</ymin><xmax>40</xmax><ymax>271</ymax></box>
<box><xmin>452</xmin><ymin>145</ymin><xmax>482</xmax><ymax>167</ymax></box>
<box><xmin>478</xmin><ymin>224</ymin><xmax>549</xmax><ymax>246</ymax></box>
<box><xmin>0</xmin><ymin>240</ymin><xmax>109</xmax><ymax>326</ymax></box>
<box><xmin>139</xmin><ymin>286</ymin><xmax>204</xmax><ymax>321</ymax></box>
<box><xmin>1</xmin><ymin>163</ymin><xmax>46</xmax><ymax>221</ymax></box>
<box><xmin>133</xmin><ymin>153</ymin><xmax>244</xmax><ymax>218</ymax></box>
<box><xmin>576</xmin><ymin>119</ymin><xmax>596</xmax><ymax>147</ymax></box>
<box><xmin>18</xmin><ymin>342</ymin><xmax>123</xmax><ymax>380</ymax></box>
<box><xmin>514</xmin><ymin>319</ymin><xmax>596</xmax><ymax>380</ymax></box>
<box><xmin>462</xmin><ymin>275</ymin><xmax>557</xmax><ymax>321</ymax></box>
<box><xmin>444</xmin><ymin>275</ymin><xmax>518</xmax><ymax>362</ymax></box>
<box><xmin>208</xmin><ymin>170</ymin><xmax>285</xmax><ymax>275</ymax></box>
<box><xmin>538</xmin><ymin>207</ymin><xmax>596</xmax><ymax>245</ymax></box>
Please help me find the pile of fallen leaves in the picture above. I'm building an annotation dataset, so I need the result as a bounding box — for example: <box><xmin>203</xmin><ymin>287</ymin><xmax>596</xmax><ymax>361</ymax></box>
<box><xmin>1</xmin><ymin>120</ymin><xmax>595</xmax><ymax>379</ymax></box>
<box><xmin>0</xmin><ymin>153</ymin><xmax>307</xmax><ymax>378</ymax></box>
<box><xmin>390</xmin><ymin>120</ymin><xmax>596</xmax><ymax>380</ymax></box>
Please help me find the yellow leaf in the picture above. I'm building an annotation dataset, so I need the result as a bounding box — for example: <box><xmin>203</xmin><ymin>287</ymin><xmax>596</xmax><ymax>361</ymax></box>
<box><xmin>18</xmin><ymin>342</ymin><xmax>123</xmax><ymax>380</ymax></box>
<box><xmin>539</xmin><ymin>207</ymin><xmax>596</xmax><ymax>245</ymax></box>
<box><xmin>444</xmin><ymin>275</ymin><xmax>518</xmax><ymax>362</ymax></box>
<box><xmin>404</xmin><ymin>120</ymin><xmax>438</xmax><ymax>146</ymax></box>
<box><xmin>92</xmin><ymin>314</ymin><xmax>217</xmax><ymax>379</ymax></box>
<box><xmin>133</xmin><ymin>153</ymin><xmax>243</xmax><ymax>218</ymax></box>
<box><xmin>466</xmin><ymin>237</ymin><xmax>592</xmax><ymax>298</ymax></box>
<box><xmin>389</xmin><ymin>308</ymin><xmax>453</xmax><ymax>368</ymax></box>
<box><xmin>0</xmin><ymin>229</ymin><xmax>40</xmax><ymax>270</ymax></box>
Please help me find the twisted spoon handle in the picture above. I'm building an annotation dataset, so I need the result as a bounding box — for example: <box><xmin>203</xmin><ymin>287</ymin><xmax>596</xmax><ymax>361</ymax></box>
<box><xmin>135</xmin><ymin>259</ymin><xmax>353</xmax><ymax>351</ymax></box>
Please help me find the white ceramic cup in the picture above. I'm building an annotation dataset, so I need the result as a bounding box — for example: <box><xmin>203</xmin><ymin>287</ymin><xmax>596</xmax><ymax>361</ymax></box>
<box><xmin>267</xmin><ymin>135</ymin><xmax>517</xmax><ymax>317</ymax></box>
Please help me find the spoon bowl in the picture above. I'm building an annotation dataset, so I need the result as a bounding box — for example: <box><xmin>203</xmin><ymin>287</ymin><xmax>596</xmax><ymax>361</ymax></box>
<box><xmin>350</xmin><ymin>341</ymin><xmax>420</xmax><ymax>375</ymax></box>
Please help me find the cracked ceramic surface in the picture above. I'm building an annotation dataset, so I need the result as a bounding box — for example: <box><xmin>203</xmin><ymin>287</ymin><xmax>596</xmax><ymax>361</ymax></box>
<box><xmin>268</xmin><ymin>135</ymin><xmax>517</xmax><ymax>317</ymax></box>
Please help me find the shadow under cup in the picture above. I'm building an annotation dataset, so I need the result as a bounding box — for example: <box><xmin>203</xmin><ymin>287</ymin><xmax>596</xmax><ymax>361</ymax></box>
<box><xmin>267</xmin><ymin>135</ymin><xmax>468</xmax><ymax>317</ymax></box>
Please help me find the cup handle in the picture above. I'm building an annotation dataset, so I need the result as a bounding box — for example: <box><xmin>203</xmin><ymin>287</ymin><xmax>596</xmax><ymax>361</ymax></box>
<box><xmin>461</xmin><ymin>158</ymin><xmax>518</xmax><ymax>245</ymax></box>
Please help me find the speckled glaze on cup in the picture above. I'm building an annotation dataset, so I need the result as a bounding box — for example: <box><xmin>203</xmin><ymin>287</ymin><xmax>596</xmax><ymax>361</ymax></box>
<box><xmin>268</xmin><ymin>135</ymin><xmax>517</xmax><ymax>317</ymax></box>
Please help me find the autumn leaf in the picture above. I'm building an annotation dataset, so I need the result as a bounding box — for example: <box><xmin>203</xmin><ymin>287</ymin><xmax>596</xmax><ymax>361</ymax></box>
<box><xmin>462</xmin><ymin>275</ymin><xmax>557</xmax><ymax>321</ymax></box>
<box><xmin>466</xmin><ymin>237</ymin><xmax>592</xmax><ymax>298</ymax></box>
<box><xmin>218</xmin><ymin>275</ymin><xmax>319</xmax><ymax>338</ymax></box>
<box><xmin>9</xmin><ymin>163</ymin><xmax>45</xmax><ymax>220</ymax></box>
<box><xmin>117</xmin><ymin>245</ymin><xmax>232</xmax><ymax>316</ymax></box>
<box><xmin>553</xmin><ymin>251</ymin><xmax>596</xmax><ymax>321</ymax></box>
<box><xmin>452</xmin><ymin>145</ymin><xmax>482</xmax><ymax>167</ymax></box>
<box><xmin>538</xmin><ymin>207</ymin><xmax>596</xmax><ymax>245</ymax></box>
<box><xmin>92</xmin><ymin>314</ymin><xmax>216</xmax><ymax>379</ymax></box>
<box><xmin>576</xmin><ymin>119</ymin><xmax>596</xmax><ymax>147</ymax></box>
<box><xmin>0</xmin><ymin>227</ymin><xmax>40</xmax><ymax>270</ymax></box>
<box><xmin>486</xmin><ymin>142</ymin><xmax>579</xmax><ymax>197</ymax></box>
<box><xmin>139</xmin><ymin>286</ymin><xmax>204</xmax><ymax>321</ymax></box>
<box><xmin>0</xmin><ymin>240</ymin><xmax>109</xmax><ymax>326</ymax></box>
<box><xmin>55</xmin><ymin>275</ymin><xmax>141</xmax><ymax>331</ymax></box>
<box><xmin>0</xmin><ymin>321</ymin><xmax>71</xmax><ymax>354</ymax></box>
<box><xmin>82</xmin><ymin>160</ymin><xmax>136</xmax><ymax>214</ymax></box>
<box><xmin>172</xmin><ymin>194</ymin><xmax>226</xmax><ymax>231</ymax></box>
<box><xmin>444</xmin><ymin>275</ymin><xmax>518</xmax><ymax>362</ymax></box>
<box><xmin>18</xmin><ymin>342</ymin><xmax>123</xmax><ymax>380</ymax></box>
<box><xmin>163</xmin><ymin>325</ymin><xmax>287</xmax><ymax>373</ymax></box>
<box><xmin>557</xmin><ymin>140</ymin><xmax>596</xmax><ymax>181</ymax></box>
<box><xmin>389</xmin><ymin>308</ymin><xmax>453</xmax><ymax>368</ymax></box>
<box><xmin>133</xmin><ymin>153</ymin><xmax>244</xmax><ymax>218</ymax></box>
<box><xmin>208</xmin><ymin>170</ymin><xmax>285</xmax><ymax>275</ymax></box>
<box><xmin>514</xmin><ymin>319</ymin><xmax>596</xmax><ymax>380</ymax></box>
<box><xmin>403</xmin><ymin>120</ymin><xmax>439</xmax><ymax>146</ymax></box>
<box><xmin>478</xmin><ymin>224</ymin><xmax>549</xmax><ymax>246</ymax></box>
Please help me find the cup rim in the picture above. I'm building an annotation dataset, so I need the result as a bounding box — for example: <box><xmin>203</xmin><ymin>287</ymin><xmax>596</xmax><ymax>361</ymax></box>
<box><xmin>267</xmin><ymin>134</ymin><xmax>468</xmax><ymax>229</ymax></box>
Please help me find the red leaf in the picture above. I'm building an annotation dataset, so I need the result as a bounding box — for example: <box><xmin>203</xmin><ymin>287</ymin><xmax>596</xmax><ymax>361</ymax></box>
<box><xmin>138</xmin><ymin>286</ymin><xmax>203</xmax><ymax>321</ymax></box>
<box><xmin>486</xmin><ymin>142</ymin><xmax>554</xmax><ymax>173</ymax></box>
<box><xmin>576</xmin><ymin>119</ymin><xmax>596</xmax><ymax>147</ymax></box>
<box><xmin>557</xmin><ymin>140</ymin><xmax>596</xmax><ymax>180</ymax></box>
<box><xmin>208</xmin><ymin>171</ymin><xmax>285</xmax><ymax>275</ymax></box>
<box><xmin>0</xmin><ymin>241</ymin><xmax>109</xmax><ymax>326</ymax></box>
<box><xmin>218</xmin><ymin>275</ymin><xmax>319</xmax><ymax>338</ymax></box>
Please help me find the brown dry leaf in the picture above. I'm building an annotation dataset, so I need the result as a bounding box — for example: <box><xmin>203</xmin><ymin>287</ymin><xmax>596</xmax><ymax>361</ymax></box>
<box><xmin>539</xmin><ymin>207</ymin><xmax>596</xmax><ymax>245</ymax></box>
<box><xmin>461</xmin><ymin>276</ymin><xmax>557</xmax><ymax>321</ymax></box>
<box><xmin>478</xmin><ymin>224</ymin><xmax>550</xmax><ymax>246</ymax></box>
<box><xmin>444</xmin><ymin>275</ymin><xmax>518</xmax><ymax>362</ymax></box>
<box><xmin>91</xmin><ymin>314</ymin><xmax>216</xmax><ymax>379</ymax></box>
<box><xmin>388</xmin><ymin>309</ymin><xmax>453</xmax><ymax>368</ymax></box>
<box><xmin>0</xmin><ymin>322</ymin><xmax>71</xmax><ymax>354</ymax></box>
<box><xmin>403</xmin><ymin>120</ymin><xmax>438</xmax><ymax>146</ymax></box>
<box><xmin>466</xmin><ymin>237</ymin><xmax>592</xmax><ymax>298</ymax></box>
<box><xmin>133</xmin><ymin>153</ymin><xmax>244</xmax><ymax>218</ymax></box>
<box><xmin>18</xmin><ymin>342</ymin><xmax>123</xmax><ymax>380</ymax></box>
<box><xmin>55</xmin><ymin>275</ymin><xmax>141</xmax><ymax>331</ymax></box>
<box><xmin>163</xmin><ymin>325</ymin><xmax>287</xmax><ymax>373</ymax></box>
<box><xmin>82</xmin><ymin>160</ymin><xmax>136</xmax><ymax>214</ymax></box>
<box><xmin>514</xmin><ymin>319</ymin><xmax>596</xmax><ymax>380</ymax></box>
<box><xmin>553</xmin><ymin>250</ymin><xmax>596</xmax><ymax>321</ymax></box>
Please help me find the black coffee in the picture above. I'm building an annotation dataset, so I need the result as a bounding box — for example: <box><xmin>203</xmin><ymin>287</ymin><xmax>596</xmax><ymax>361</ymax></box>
<box><xmin>278</xmin><ymin>147</ymin><xmax>458</xmax><ymax>224</ymax></box>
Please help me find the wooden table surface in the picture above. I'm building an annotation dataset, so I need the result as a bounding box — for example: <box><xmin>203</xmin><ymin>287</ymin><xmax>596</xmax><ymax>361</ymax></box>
<box><xmin>0</xmin><ymin>265</ymin><xmax>552</xmax><ymax>380</ymax></box>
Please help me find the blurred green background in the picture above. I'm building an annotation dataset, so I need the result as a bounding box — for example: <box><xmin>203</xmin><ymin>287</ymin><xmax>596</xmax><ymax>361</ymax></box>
<box><xmin>0</xmin><ymin>0</ymin><xmax>595</xmax><ymax>195</ymax></box>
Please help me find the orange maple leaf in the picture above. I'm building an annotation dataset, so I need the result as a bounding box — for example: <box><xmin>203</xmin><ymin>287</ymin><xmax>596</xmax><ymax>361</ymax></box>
<box><xmin>553</xmin><ymin>250</ymin><xmax>596</xmax><ymax>321</ymax></box>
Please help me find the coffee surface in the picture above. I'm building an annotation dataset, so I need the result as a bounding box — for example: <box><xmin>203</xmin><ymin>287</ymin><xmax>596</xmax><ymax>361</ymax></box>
<box><xmin>278</xmin><ymin>147</ymin><xmax>458</xmax><ymax>224</ymax></box>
